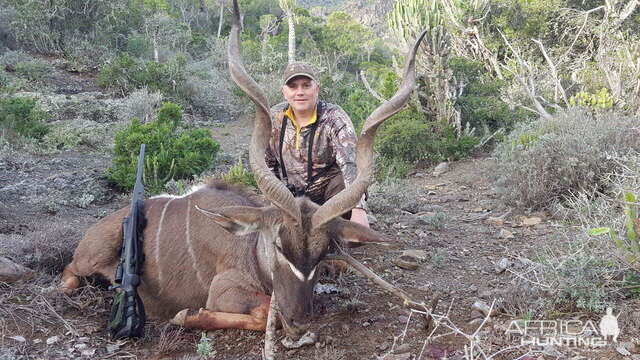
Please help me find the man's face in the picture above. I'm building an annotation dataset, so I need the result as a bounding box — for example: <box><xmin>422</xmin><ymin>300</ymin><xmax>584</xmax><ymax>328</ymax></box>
<box><xmin>281</xmin><ymin>76</ymin><xmax>320</xmax><ymax>115</ymax></box>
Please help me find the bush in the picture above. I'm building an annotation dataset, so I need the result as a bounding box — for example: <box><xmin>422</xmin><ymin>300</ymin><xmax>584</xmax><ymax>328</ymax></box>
<box><xmin>15</xmin><ymin>59</ymin><xmax>52</xmax><ymax>84</ymax></box>
<box><xmin>0</xmin><ymin>50</ymin><xmax>33</xmax><ymax>71</ymax></box>
<box><xmin>0</xmin><ymin>96</ymin><xmax>50</xmax><ymax>139</ymax></box>
<box><xmin>375</xmin><ymin>107</ymin><xmax>478</xmax><ymax>177</ymax></box>
<box><xmin>451</xmin><ymin>57</ymin><xmax>531</xmax><ymax>136</ymax></box>
<box><xmin>494</xmin><ymin>107</ymin><xmax>640</xmax><ymax>210</ymax></box>
<box><xmin>97</xmin><ymin>53</ymin><xmax>187</xmax><ymax>98</ymax></box>
<box><xmin>107</xmin><ymin>102</ymin><xmax>220</xmax><ymax>193</ymax></box>
<box><xmin>118</xmin><ymin>87</ymin><xmax>164</xmax><ymax>123</ymax></box>
<box><xmin>221</xmin><ymin>158</ymin><xmax>257</xmax><ymax>188</ymax></box>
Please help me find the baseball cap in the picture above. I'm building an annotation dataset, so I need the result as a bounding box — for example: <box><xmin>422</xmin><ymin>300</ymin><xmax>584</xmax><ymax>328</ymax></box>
<box><xmin>282</xmin><ymin>61</ymin><xmax>318</xmax><ymax>85</ymax></box>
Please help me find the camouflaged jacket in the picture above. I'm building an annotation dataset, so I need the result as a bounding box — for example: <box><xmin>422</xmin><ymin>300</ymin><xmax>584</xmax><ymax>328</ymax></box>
<box><xmin>266</xmin><ymin>101</ymin><xmax>366</xmax><ymax>209</ymax></box>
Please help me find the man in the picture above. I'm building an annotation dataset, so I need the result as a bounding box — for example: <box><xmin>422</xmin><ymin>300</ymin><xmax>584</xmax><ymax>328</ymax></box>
<box><xmin>265</xmin><ymin>61</ymin><xmax>369</xmax><ymax>227</ymax></box>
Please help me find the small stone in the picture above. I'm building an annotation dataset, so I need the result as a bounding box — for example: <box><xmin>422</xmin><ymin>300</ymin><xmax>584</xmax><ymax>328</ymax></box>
<box><xmin>281</xmin><ymin>331</ymin><xmax>318</xmax><ymax>349</ymax></box>
<box><xmin>484</xmin><ymin>217</ymin><xmax>504</xmax><ymax>226</ymax></box>
<box><xmin>522</xmin><ymin>217</ymin><xmax>542</xmax><ymax>227</ymax></box>
<box><xmin>33</xmin><ymin>339</ymin><xmax>42</xmax><ymax>344</ymax></box>
<box><xmin>362</xmin><ymin>322</ymin><xmax>371</xmax><ymax>327</ymax></box>
<box><xmin>495</xmin><ymin>258</ymin><xmax>513</xmax><ymax>273</ymax></box>
<box><xmin>74</xmin><ymin>344</ymin><xmax>87</xmax><ymax>350</ymax></box>
<box><xmin>394</xmin><ymin>343</ymin><xmax>412</xmax><ymax>354</ymax></box>
<box><xmin>81</xmin><ymin>349</ymin><xmax>96</xmax><ymax>356</ymax></box>
<box><xmin>468</xmin><ymin>318</ymin><xmax>484</xmax><ymax>325</ymax></box>
<box><xmin>401</xmin><ymin>250</ymin><xmax>428</xmax><ymax>261</ymax></box>
<box><xmin>381</xmin><ymin>354</ymin><xmax>411</xmax><ymax>360</ymax></box>
<box><xmin>106</xmin><ymin>344</ymin><xmax>121</xmax><ymax>354</ymax></box>
<box><xmin>433</xmin><ymin>162</ymin><xmax>450</xmax><ymax>176</ymax></box>
<box><xmin>617</xmin><ymin>347</ymin><xmax>632</xmax><ymax>356</ymax></box>
<box><xmin>378</xmin><ymin>341</ymin><xmax>390</xmax><ymax>351</ymax></box>
<box><xmin>499</xmin><ymin>229</ymin><xmax>515</xmax><ymax>239</ymax></box>
<box><xmin>398</xmin><ymin>316</ymin><xmax>410</xmax><ymax>324</ymax></box>
<box><xmin>413</xmin><ymin>172</ymin><xmax>426</xmax><ymax>178</ymax></box>
<box><xmin>469</xmin><ymin>310</ymin><xmax>483</xmax><ymax>319</ymax></box>
<box><xmin>367</xmin><ymin>214</ymin><xmax>378</xmax><ymax>224</ymax></box>
<box><xmin>46</xmin><ymin>336</ymin><xmax>60</xmax><ymax>345</ymax></box>
<box><xmin>394</xmin><ymin>255</ymin><xmax>420</xmax><ymax>270</ymax></box>
<box><xmin>472</xmin><ymin>300</ymin><xmax>498</xmax><ymax>317</ymax></box>
<box><xmin>8</xmin><ymin>335</ymin><xmax>26</xmax><ymax>343</ymax></box>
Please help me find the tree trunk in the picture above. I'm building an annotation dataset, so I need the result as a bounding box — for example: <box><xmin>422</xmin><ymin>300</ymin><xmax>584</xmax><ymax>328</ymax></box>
<box><xmin>217</xmin><ymin>0</ymin><xmax>225</xmax><ymax>38</ymax></box>
<box><xmin>286</xmin><ymin>10</ymin><xmax>296</xmax><ymax>63</ymax></box>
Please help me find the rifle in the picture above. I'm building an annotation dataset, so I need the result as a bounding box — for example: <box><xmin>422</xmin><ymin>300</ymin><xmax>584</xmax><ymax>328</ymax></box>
<box><xmin>108</xmin><ymin>144</ymin><xmax>147</xmax><ymax>340</ymax></box>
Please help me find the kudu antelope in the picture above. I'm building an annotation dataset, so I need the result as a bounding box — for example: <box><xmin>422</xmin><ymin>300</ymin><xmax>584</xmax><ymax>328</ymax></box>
<box><xmin>59</xmin><ymin>0</ymin><xmax>427</xmax><ymax>335</ymax></box>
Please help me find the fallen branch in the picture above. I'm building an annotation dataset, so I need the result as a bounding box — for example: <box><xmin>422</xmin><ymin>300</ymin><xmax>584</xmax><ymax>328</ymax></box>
<box><xmin>324</xmin><ymin>246</ymin><xmax>440</xmax><ymax>319</ymax></box>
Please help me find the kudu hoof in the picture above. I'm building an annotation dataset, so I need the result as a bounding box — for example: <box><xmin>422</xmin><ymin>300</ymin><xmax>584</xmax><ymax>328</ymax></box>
<box><xmin>58</xmin><ymin>277</ymin><xmax>80</xmax><ymax>296</ymax></box>
<box><xmin>170</xmin><ymin>309</ymin><xmax>189</xmax><ymax>326</ymax></box>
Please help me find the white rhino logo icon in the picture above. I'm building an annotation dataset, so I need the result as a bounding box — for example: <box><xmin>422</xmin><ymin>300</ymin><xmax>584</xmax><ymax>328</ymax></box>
<box><xmin>599</xmin><ymin>307</ymin><xmax>620</xmax><ymax>342</ymax></box>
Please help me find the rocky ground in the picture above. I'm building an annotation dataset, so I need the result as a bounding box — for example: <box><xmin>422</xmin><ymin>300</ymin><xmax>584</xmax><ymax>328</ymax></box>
<box><xmin>1</xmin><ymin>64</ymin><xmax>639</xmax><ymax>359</ymax></box>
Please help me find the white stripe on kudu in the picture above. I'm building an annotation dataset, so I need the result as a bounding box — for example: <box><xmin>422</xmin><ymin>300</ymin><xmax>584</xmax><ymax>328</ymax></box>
<box><xmin>186</xmin><ymin>196</ymin><xmax>207</xmax><ymax>288</ymax></box>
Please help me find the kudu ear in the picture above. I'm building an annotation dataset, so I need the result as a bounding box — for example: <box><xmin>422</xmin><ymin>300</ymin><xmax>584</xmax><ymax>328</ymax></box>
<box><xmin>329</xmin><ymin>219</ymin><xmax>395</xmax><ymax>247</ymax></box>
<box><xmin>196</xmin><ymin>205</ymin><xmax>264</xmax><ymax>236</ymax></box>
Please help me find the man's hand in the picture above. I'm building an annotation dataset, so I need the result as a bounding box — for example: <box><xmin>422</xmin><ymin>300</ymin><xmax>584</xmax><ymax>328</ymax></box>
<box><xmin>350</xmin><ymin>208</ymin><xmax>370</xmax><ymax>228</ymax></box>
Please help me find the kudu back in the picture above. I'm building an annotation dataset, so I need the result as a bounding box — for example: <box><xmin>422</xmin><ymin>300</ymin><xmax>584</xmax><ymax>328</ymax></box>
<box><xmin>60</xmin><ymin>0</ymin><xmax>426</xmax><ymax>333</ymax></box>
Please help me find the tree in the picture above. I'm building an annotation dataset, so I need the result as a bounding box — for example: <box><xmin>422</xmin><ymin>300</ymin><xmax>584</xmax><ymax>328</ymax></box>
<box><xmin>279</xmin><ymin>0</ymin><xmax>297</xmax><ymax>63</ymax></box>
<box><xmin>388</xmin><ymin>0</ymin><xmax>461</xmax><ymax>135</ymax></box>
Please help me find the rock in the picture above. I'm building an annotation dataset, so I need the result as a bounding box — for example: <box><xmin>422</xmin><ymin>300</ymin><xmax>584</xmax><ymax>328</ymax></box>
<box><xmin>397</xmin><ymin>316</ymin><xmax>410</xmax><ymax>324</ymax></box>
<box><xmin>367</xmin><ymin>214</ymin><xmax>378</xmax><ymax>224</ymax></box>
<box><xmin>469</xmin><ymin>310</ymin><xmax>484</xmax><ymax>319</ymax></box>
<box><xmin>543</xmin><ymin>345</ymin><xmax>564</xmax><ymax>357</ymax></box>
<box><xmin>394</xmin><ymin>255</ymin><xmax>420</xmax><ymax>270</ymax></box>
<box><xmin>617</xmin><ymin>347</ymin><xmax>632</xmax><ymax>356</ymax></box>
<box><xmin>433</xmin><ymin>162</ymin><xmax>450</xmax><ymax>176</ymax></box>
<box><xmin>499</xmin><ymin>229</ymin><xmax>515</xmax><ymax>239</ymax></box>
<box><xmin>81</xmin><ymin>348</ymin><xmax>96</xmax><ymax>356</ymax></box>
<box><xmin>281</xmin><ymin>331</ymin><xmax>318</xmax><ymax>349</ymax></box>
<box><xmin>106</xmin><ymin>344</ymin><xmax>121</xmax><ymax>354</ymax></box>
<box><xmin>0</xmin><ymin>256</ymin><xmax>36</xmax><ymax>283</ymax></box>
<box><xmin>8</xmin><ymin>335</ymin><xmax>26</xmax><ymax>342</ymax></box>
<box><xmin>378</xmin><ymin>341</ymin><xmax>390</xmax><ymax>351</ymax></box>
<box><xmin>362</xmin><ymin>321</ymin><xmax>371</xmax><ymax>327</ymax></box>
<box><xmin>495</xmin><ymin>258</ymin><xmax>513</xmax><ymax>273</ymax></box>
<box><xmin>394</xmin><ymin>343</ymin><xmax>412</xmax><ymax>354</ymax></box>
<box><xmin>381</xmin><ymin>354</ymin><xmax>411</xmax><ymax>360</ymax></box>
<box><xmin>484</xmin><ymin>217</ymin><xmax>504</xmax><ymax>226</ymax></box>
<box><xmin>401</xmin><ymin>249</ymin><xmax>428</xmax><ymax>262</ymax></box>
<box><xmin>522</xmin><ymin>217</ymin><xmax>542</xmax><ymax>227</ymax></box>
<box><xmin>314</xmin><ymin>283</ymin><xmax>340</xmax><ymax>294</ymax></box>
<box><xmin>472</xmin><ymin>300</ymin><xmax>498</xmax><ymax>317</ymax></box>
<box><xmin>413</xmin><ymin>172</ymin><xmax>426</xmax><ymax>178</ymax></box>
<box><xmin>46</xmin><ymin>336</ymin><xmax>60</xmax><ymax>345</ymax></box>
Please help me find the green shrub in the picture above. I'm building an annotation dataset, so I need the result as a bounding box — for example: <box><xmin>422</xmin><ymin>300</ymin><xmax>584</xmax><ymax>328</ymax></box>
<box><xmin>221</xmin><ymin>158</ymin><xmax>257</xmax><ymax>188</ymax></box>
<box><xmin>125</xmin><ymin>34</ymin><xmax>152</xmax><ymax>59</ymax></box>
<box><xmin>569</xmin><ymin>88</ymin><xmax>615</xmax><ymax>109</ymax></box>
<box><xmin>494</xmin><ymin>108</ymin><xmax>640</xmax><ymax>209</ymax></box>
<box><xmin>97</xmin><ymin>53</ymin><xmax>187</xmax><ymax>98</ymax></box>
<box><xmin>375</xmin><ymin>107</ymin><xmax>478</xmax><ymax>177</ymax></box>
<box><xmin>107</xmin><ymin>102</ymin><xmax>220</xmax><ymax>193</ymax></box>
<box><xmin>0</xmin><ymin>96</ymin><xmax>50</xmax><ymax>139</ymax></box>
<box><xmin>451</xmin><ymin>57</ymin><xmax>531</xmax><ymax>136</ymax></box>
<box><xmin>15</xmin><ymin>59</ymin><xmax>52</xmax><ymax>84</ymax></box>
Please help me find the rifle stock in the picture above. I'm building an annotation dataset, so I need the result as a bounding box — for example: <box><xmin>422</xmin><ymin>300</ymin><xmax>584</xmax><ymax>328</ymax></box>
<box><xmin>108</xmin><ymin>144</ymin><xmax>147</xmax><ymax>340</ymax></box>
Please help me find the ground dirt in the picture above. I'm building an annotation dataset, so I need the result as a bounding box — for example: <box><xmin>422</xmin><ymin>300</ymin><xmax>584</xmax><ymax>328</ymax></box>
<box><xmin>1</xmin><ymin>65</ymin><xmax>639</xmax><ymax>360</ymax></box>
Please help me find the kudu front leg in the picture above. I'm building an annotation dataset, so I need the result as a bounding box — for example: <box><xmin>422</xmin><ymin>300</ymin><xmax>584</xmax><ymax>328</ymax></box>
<box><xmin>170</xmin><ymin>301</ymin><xmax>270</xmax><ymax>331</ymax></box>
<box><xmin>171</xmin><ymin>281</ymin><xmax>273</xmax><ymax>331</ymax></box>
